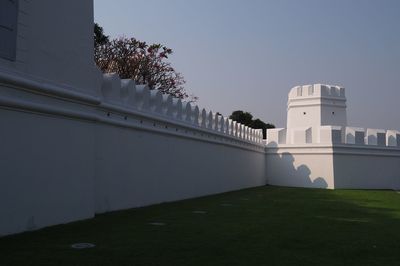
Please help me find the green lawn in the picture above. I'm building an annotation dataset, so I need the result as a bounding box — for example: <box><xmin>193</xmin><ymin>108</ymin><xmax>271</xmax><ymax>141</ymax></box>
<box><xmin>1</xmin><ymin>186</ymin><xmax>400</xmax><ymax>266</ymax></box>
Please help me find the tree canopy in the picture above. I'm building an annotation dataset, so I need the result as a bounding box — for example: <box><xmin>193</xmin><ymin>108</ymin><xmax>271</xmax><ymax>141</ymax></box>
<box><xmin>94</xmin><ymin>23</ymin><xmax>109</xmax><ymax>47</ymax></box>
<box><xmin>229</xmin><ymin>111</ymin><xmax>254</xmax><ymax>127</ymax></box>
<box><xmin>229</xmin><ymin>110</ymin><xmax>275</xmax><ymax>139</ymax></box>
<box><xmin>94</xmin><ymin>23</ymin><xmax>196</xmax><ymax>101</ymax></box>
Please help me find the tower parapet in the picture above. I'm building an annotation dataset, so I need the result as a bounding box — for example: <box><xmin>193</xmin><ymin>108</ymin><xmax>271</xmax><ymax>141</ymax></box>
<box><xmin>288</xmin><ymin>84</ymin><xmax>345</xmax><ymax>100</ymax></box>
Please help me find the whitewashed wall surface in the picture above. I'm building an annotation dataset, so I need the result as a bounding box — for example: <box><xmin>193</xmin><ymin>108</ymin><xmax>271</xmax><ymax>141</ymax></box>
<box><xmin>0</xmin><ymin>69</ymin><xmax>267</xmax><ymax>236</ymax></box>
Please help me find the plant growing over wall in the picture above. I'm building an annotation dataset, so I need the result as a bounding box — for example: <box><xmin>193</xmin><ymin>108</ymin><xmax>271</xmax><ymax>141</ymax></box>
<box><xmin>94</xmin><ymin>24</ymin><xmax>196</xmax><ymax>101</ymax></box>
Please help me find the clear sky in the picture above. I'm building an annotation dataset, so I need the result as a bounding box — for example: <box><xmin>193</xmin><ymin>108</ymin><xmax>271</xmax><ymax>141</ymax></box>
<box><xmin>94</xmin><ymin>0</ymin><xmax>400</xmax><ymax>129</ymax></box>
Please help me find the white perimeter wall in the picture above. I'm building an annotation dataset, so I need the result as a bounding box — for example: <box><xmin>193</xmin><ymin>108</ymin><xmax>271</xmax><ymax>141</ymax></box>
<box><xmin>332</xmin><ymin>146</ymin><xmax>400</xmax><ymax>189</ymax></box>
<box><xmin>266</xmin><ymin>144</ymin><xmax>400</xmax><ymax>190</ymax></box>
<box><xmin>0</xmin><ymin>77</ymin><xmax>266</xmax><ymax>236</ymax></box>
<box><xmin>266</xmin><ymin>146</ymin><xmax>335</xmax><ymax>189</ymax></box>
<box><xmin>95</xmin><ymin>125</ymin><xmax>265</xmax><ymax>213</ymax></box>
<box><xmin>0</xmin><ymin>109</ymin><xmax>96</xmax><ymax>236</ymax></box>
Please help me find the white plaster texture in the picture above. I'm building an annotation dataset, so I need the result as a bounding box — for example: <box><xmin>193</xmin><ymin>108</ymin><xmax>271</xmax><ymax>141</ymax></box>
<box><xmin>0</xmin><ymin>109</ymin><xmax>95</xmax><ymax>236</ymax></box>
<box><xmin>94</xmin><ymin>125</ymin><xmax>266</xmax><ymax>213</ymax></box>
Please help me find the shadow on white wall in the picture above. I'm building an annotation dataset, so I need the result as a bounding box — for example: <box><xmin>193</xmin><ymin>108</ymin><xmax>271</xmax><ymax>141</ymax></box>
<box><xmin>267</xmin><ymin>141</ymin><xmax>328</xmax><ymax>189</ymax></box>
<box><xmin>278</xmin><ymin>152</ymin><xmax>328</xmax><ymax>189</ymax></box>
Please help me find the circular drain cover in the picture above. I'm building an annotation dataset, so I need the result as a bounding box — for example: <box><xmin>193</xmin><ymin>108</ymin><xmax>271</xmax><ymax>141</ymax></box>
<box><xmin>71</xmin><ymin>243</ymin><xmax>95</xmax><ymax>249</ymax></box>
<box><xmin>192</xmin><ymin>210</ymin><xmax>207</xmax><ymax>214</ymax></box>
<box><xmin>149</xmin><ymin>222</ymin><xmax>165</xmax><ymax>226</ymax></box>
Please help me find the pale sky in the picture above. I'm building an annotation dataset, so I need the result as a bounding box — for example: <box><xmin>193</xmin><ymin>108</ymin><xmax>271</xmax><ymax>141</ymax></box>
<box><xmin>94</xmin><ymin>0</ymin><xmax>400</xmax><ymax>129</ymax></box>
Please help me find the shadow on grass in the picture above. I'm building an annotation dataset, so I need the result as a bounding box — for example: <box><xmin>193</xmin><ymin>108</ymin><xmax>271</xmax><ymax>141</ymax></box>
<box><xmin>1</xmin><ymin>186</ymin><xmax>400</xmax><ymax>266</ymax></box>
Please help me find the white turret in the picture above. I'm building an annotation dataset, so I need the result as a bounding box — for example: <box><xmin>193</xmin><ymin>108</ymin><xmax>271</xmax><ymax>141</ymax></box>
<box><xmin>287</xmin><ymin>84</ymin><xmax>347</xmax><ymax>129</ymax></box>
